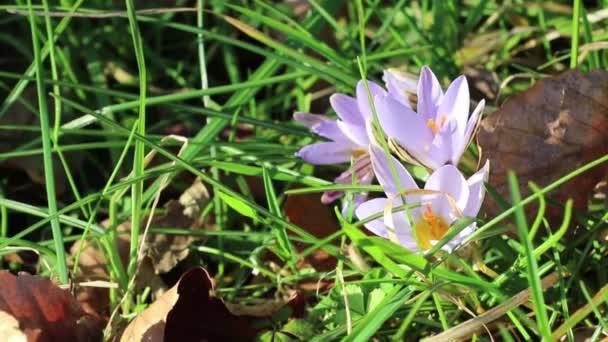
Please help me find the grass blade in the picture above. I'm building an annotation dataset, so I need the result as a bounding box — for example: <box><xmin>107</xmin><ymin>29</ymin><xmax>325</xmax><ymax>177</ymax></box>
<box><xmin>27</xmin><ymin>0</ymin><xmax>68</xmax><ymax>284</ymax></box>
<box><xmin>507</xmin><ymin>171</ymin><xmax>551</xmax><ymax>340</ymax></box>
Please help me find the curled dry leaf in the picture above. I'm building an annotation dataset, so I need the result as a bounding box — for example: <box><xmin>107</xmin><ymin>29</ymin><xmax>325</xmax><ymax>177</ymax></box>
<box><xmin>0</xmin><ymin>271</ymin><xmax>103</xmax><ymax>342</ymax></box>
<box><xmin>478</xmin><ymin>69</ymin><xmax>608</xmax><ymax>222</ymax></box>
<box><xmin>120</xmin><ymin>267</ymin><xmax>297</xmax><ymax>342</ymax></box>
<box><xmin>141</xmin><ymin>178</ymin><xmax>210</xmax><ymax>273</ymax></box>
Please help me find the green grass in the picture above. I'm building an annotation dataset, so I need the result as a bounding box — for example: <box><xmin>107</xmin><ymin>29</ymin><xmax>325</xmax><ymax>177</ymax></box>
<box><xmin>1</xmin><ymin>1</ymin><xmax>607</xmax><ymax>341</ymax></box>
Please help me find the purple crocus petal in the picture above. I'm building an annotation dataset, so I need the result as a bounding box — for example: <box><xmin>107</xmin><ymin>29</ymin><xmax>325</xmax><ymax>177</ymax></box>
<box><xmin>463</xmin><ymin>160</ymin><xmax>490</xmax><ymax>217</ymax></box>
<box><xmin>452</xmin><ymin>99</ymin><xmax>485</xmax><ymax>164</ymax></box>
<box><xmin>295</xmin><ymin>142</ymin><xmax>353</xmax><ymax>165</ymax></box>
<box><xmin>321</xmin><ymin>190</ymin><xmax>343</xmax><ymax>204</ymax></box>
<box><xmin>333</xmin><ymin>154</ymin><xmax>373</xmax><ymax>185</ymax></box>
<box><xmin>312</xmin><ymin>121</ymin><xmax>351</xmax><ymax>143</ymax></box>
<box><xmin>426</xmin><ymin>194</ymin><xmax>460</xmax><ymax>226</ymax></box>
<box><xmin>376</xmin><ymin>95</ymin><xmax>434</xmax><ymax>154</ymax></box>
<box><xmin>321</xmin><ymin>155</ymin><xmax>374</xmax><ymax>204</ymax></box>
<box><xmin>383</xmin><ymin>69</ymin><xmax>417</xmax><ymax>108</ymax></box>
<box><xmin>424</xmin><ymin>164</ymin><xmax>470</xmax><ymax>211</ymax></box>
<box><xmin>369</xmin><ymin>145</ymin><xmax>418</xmax><ymax>198</ymax></box>
<box><xmin>356</xmin><ymin>198</ymin><xmax>391</xmax><ymax>238</ymax></box>
<box><xmin>356</xmin><ymin>80</ymin><xmax>387</xmax><ymax>120</ymax></box>
<box><xmin>330</xmin><ymin>94</ymin><xmax>364</xmax><ymax>125</ymax></box>
<box><xmin>356</xmin><ymin>197</ymin><xmax>417</xmax><ymax>250</ymax></box>
<box><xmin>417</xmin><ymin>66</ymin><xmax>443</xmax><ymax>120</ymax></box>
<box><xmin>419</xmin><ymin>124</ymin><xmax>455</xmax><ymax>170</ymax></box>
<box><xmin>337</xmin><ymin>120</ymin><xmax>370</xmax><ymax>146</ymax></box>
<box><xmin>437</xmin><ymin>75</ymin><xmax>470</xmax><ymax>136</ymax></box>
<box><xmin>353</xmin><ymin>193</ymin><xmax>368</xmax><ymax>206</ymax></box>
<box><xmin>294</xmin><ymin>112</ymin><xmax>332</xmax><ymax>128</ymax></box>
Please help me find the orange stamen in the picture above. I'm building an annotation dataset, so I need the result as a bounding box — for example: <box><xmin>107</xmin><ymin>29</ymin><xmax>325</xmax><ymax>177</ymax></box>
<box><xmin>415</xmin><ymin>203</ymin><xmax>450</xmax><ymax>250</ymax></box>
<box><xmin>427</xmin><ymin>116</ymin><xmax>448</xmax><ymax>136</ymax></box>
<box><xmin>427</xmin><ymin>118</ymin><xmax>439</xmax><ymax>135</ymax></box>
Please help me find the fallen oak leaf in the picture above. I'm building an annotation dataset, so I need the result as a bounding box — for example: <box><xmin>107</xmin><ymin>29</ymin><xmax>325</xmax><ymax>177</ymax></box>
<box><xmin>0</xmin><ymin>271</ymin><xmax>103</xmax><ymax>342</ymax></box>
<box><xmin>478</xmin><ymin>69</ymin><xmax>608</xmax><ymax>223</ymax></box>
<box><xmin>140</xmin><ymin>177</ymin><xmax>210</xmax><ymax>274</ymax></box>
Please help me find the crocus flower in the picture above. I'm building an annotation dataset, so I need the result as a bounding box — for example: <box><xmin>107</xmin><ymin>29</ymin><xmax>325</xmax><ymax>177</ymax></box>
<box><xmin>356</xmin><ymin>146</ymin><xmax>489</xmax><ymax>253</ymax></box>
<box><xmin>376</xmin><ymin>66</ymin><xmax>485</xmax><ymax>170</ymax></box>
<box><xmin>382</xmin><ymin>68</ymin><xmax>418</xmax><ymax>108</ymax></box>
<box><xmin>295</xmin><ymin>80</ymin><xmax>387</xmax><ymax>204</ymax></box>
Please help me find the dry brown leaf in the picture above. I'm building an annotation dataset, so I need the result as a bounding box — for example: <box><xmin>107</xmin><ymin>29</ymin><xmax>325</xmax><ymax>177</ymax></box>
<box><xmin>120</xmin><ymin>267</ymin><xmax>259</xmax><ymax>342</ymax></box>
<box><xmin>284</xmin><ymin>193</ymin><xmax>339</xmax><ymax>272</ymax></box>
<box><xmin>141</xmin><ymin>200</ymin><xmax>202</xmax><ymax>273</ymax></box>
<box><xmin>0</xmin><ymin>311</ymin><xmax>27</xmax><ymax>342</ymax></box>
<box><xmin>478</xmin><ymin>69</ymin><xmax>608</xmax><ymax>222</ymax></box>
<box><xmin>69</xmin><ymin>238</ymin><xmax>119</xmax><ymax>318</ymax></box>
<box><xmin>179</xmin><ymin>178</ymin><xmax>209</xmax><ymax>219</ymax></box>
<box><xmin>0</xmin><ymin>271</ymin><xmax>103</xmax><ymax>342</ymax></box>
<box><xmin>280</xmin><ymin>192</ymin><xmax>340</xmax><ymax>292</ymax></box>
<box><xmin>118</xmin><ymin>275</ymin><xmax>179</xmax><ymax>342</ymax></box>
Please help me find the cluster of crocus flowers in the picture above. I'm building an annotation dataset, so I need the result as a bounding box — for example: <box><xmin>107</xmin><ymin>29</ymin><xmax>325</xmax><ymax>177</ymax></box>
<box><xmin>295</xmin><ymin>81</ymin><xmax>388</xmax><ymax>206</ymax></box>
<box><xmin>356</xmin><ymin>146</ymin><xmax>488</xmax><ymax>252</ymax></box>
<box><xmin>295</xmin><ymin>66</ymin><xmax>489</xmax><ymax>253</ymax></box>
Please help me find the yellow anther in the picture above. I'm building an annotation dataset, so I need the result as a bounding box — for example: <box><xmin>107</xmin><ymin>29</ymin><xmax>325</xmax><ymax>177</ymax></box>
<box><xmin>415</xmin><ymin>203</ymin><xmax>450</xmax><ymax>250</ymax></box>
<box><xmin>427</xmin><ymin>116</ymin><xmax>447</xmax><ymax>135</ymax></box>
<box><xmin>427</xmin><ymin>118</ymin><xmax>440</xmax><ymax>135</ymax></box>
<box><xmin>352</xmin><ymin>148</ymin><xmax>367</xmax><ymax>158</ymax></box>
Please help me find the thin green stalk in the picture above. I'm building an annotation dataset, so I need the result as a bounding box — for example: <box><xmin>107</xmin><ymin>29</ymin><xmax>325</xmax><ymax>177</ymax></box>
<box><xmin>197</xmin><ymin>0</ymin><xmax>211</xmax><ymax>109</ymax></box>
<box><xmin>581</xmin><ymin>6</ymin><xmax>600</xmax><ymax>69</ymax></box>
<box><xmin>355</xmin><ymin>0</ymin><xmax>367</xmax><ymax>71</ymax></box>
<box><xmin>71</xmin><ymin>120</ymin><xmax>139</xmax><ymax>291</ymax></box>
<box><xmin>125</xmin><ymin>0</ymin><xmax>147</xmax><ymax>281</ymax></box>
<box><xmin>392</xmin><ymin>290</ymin><xmax>432</xmax><ymax>340</ymax></box>
<box><xmin>507</xmin><ymin>171</ymin><xmax>551</xmax><ymax>341</ymax></box>
<box><xmin>432</xmin><ymin>291</ymin><xmax>449</xmax><ymax>331</ymax></box>
<box><xmin>570</xmin><ymin>0</ymin><xmax>581</xmax><ymax>68</ymax></box>
<box><xmin>41</xmin><ymin>0</ymin><xmax>90</xmax><ymax>219</ymax></box>
<box><xmin>198</xmin><ymin>0</ymin><xmax>226</xmax><ymax>279</ymax></box>
<box><xmin>27</xmin><ymin>0</ymin><xmax>68</xmax><ymax>284</ymax></box>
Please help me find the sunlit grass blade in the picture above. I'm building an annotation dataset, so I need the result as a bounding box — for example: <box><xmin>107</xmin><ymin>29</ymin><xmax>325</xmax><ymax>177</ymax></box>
<box><xmin>262</xmin><ymin>166</ymin><xmax>296</xmax><ymax>262</ymax></box>
<box><xmin>507</xmin><ymin>171</ymin><xmax>551</xmax><ymax>340</ymax></box>
<box><xmin>124</xmin><ymin>0</ymin><xmax>147</xmax><ymax>284</ymax></box>
<box><xmin>26</xmin><ymin>0</ymin><xmax>68</xmax><ymax>284</ymax></box>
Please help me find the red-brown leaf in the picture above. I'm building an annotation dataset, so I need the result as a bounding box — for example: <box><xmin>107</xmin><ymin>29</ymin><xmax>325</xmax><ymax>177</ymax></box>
<box><xmin>0</xmin><ymin>271</ymin><xmax>103</xmax><ymax>342</ymax></box>
<box><xmin>478</xmin><ymin>69</ymin><xmax>608</xmax><ymax>221</ymax></box>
